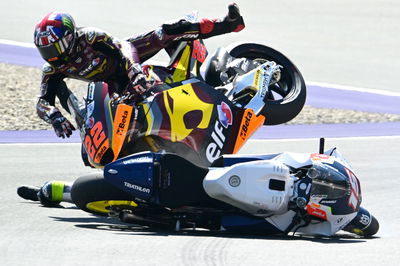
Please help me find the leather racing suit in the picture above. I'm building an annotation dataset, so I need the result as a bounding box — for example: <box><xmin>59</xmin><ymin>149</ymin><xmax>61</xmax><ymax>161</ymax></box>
<box><xmin>36</xmin><ymin>4</ymin><xmax>245</xmax><ymax>138</ymax></box>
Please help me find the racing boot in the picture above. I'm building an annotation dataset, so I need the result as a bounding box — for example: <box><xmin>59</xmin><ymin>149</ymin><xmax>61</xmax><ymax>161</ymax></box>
<box><xmin>161</xmin><ymin>3</ymin><xmax>245</xmax><ymax>40</ymax></box>
<box><xmin>17</xmin><ymin>181</ymin><xmax>72</xmax><ymax>207</ymax></box>
<box><xmin>17</xmin><ymin>185</ymin><xmax>41</xmax><ymax>202</ymax></box>
<box><xmin>198</xmin><ymin>3</ymin><xmax>245</xmax><ymax>39</ymax></box>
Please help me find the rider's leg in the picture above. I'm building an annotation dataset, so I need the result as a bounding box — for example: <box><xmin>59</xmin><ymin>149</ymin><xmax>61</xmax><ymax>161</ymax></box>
<box><xmin>126</xmin><ymin>3</ymin><xmax>245</xmax><ymax>63</ymax></box>
<box><xmin>163</xmin><ymin>3</ymin><xmax>245</xmax><ymax>40</ymax></box>
<box><xmin>17</xmin><ymin>181</ymin><xmax>73</xmax><ymax>207</ymax></box>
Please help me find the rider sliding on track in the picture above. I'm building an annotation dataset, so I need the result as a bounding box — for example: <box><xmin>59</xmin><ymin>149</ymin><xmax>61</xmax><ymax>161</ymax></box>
<box><xmin>17</xmin><ymin>3</ymin><xmax>246</xmax><ymax>206</ymax></box>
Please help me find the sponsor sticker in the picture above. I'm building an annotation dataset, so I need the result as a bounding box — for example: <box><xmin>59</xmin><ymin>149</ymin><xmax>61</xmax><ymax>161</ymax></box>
<box><xmin>206</xmin><ymin>120</ymin><xmax>226</xmax><ymax>163</ymax></box>
<box><xmin>217</xmin><ymin>102</ymin><xmax>233</xmax><ymax>128</ymax></box>
<box><xmin>229</xmin><ymin>175</ymin><xmax>241</xmax><ymax>187</ymax></box>
<box><xmin>85</xmin><ymin>116</ymin><xmax>95</xmax><ymax>129</ymax></box>
<box><xmin>87</xmin><ymin>83</ymin><xmax>95</xmax><ymax>101</ymax></box>
<box><xmin>86</xmin><ymin>101</ymin><xmax>95</xmax><ymax>118</ymax></box>
<box><xmin>307</xmin><ymin>204</ymin><xmax>328</xmax><ymax>220</ymax></box>
<box><xmin>124</xmin><ymin>181</ymin><xmax>151</xmax><ymax>194</ymax></box>
<box><xmin>310</xmin><ymin>153</ymin><xmax>335</xmax><ymax>164</ymax></box>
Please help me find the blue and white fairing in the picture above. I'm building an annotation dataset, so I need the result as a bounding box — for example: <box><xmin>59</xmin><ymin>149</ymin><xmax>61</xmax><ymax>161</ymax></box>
<box><xmin>203</xmin><ymin>159</ymin><xmax>294</xmax><ymax>216</ymax></box>
<box><xmin>205</xmin><ymin>151</ymin><xmax>361</xmax><ymax>236</ymax></box>
<box><xmin>104</xmin><ymin>151</ymin><xmax>159</xmax><ymax>201</ymax></box>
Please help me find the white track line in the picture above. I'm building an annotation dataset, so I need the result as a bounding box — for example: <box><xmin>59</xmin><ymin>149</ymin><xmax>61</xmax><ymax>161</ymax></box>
<box><xmin>1</xmin><ymin>135</ymin><xmax>399</xmax><ymax>146</ymax></box>
<box><xmin>246</xmin><ymin>135</ymin><xmax>400</xmax><ymax>143</ymax></box>
<box><xmin>0</xmin><ymin>39</ymin><xmax>36</xmax><ymax>48</ymax></box>
<box><xmin>307</xmin><ymin>81</ymin><xmax>400</xmax><ymax>97</ymax></box>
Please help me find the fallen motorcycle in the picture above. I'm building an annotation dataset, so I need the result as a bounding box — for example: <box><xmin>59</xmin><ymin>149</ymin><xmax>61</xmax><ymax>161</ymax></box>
<box><xmin>67</xmin><ymin>36</ymin><xmax>306</xmax><ymax>168</ymax></box>
<box><xmin>18</xmin><ymin>20</ymin><xmax>309</xmax><ymax>223</ymax></box>
<box><xmin>71</xmin><ymin>138</ymin><xmax>379</xmax><ymax>237</ymax></box>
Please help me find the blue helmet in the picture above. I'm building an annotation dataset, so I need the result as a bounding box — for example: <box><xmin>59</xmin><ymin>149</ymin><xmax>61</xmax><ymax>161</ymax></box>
<box><xmin>34</xmin><ymin>12</ymin><xmax>76</xmax><ymax>65</ymax></box>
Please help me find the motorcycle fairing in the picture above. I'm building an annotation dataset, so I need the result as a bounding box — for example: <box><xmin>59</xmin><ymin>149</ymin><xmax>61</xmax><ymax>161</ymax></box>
<box><xmin>104</xmin><ymin>151</ymin><xmax>220</xmax><ymax>207</ymax></box>
<box><xmin>166</xmin><ymin>39</ymin><xmax>208</xmax><ymax>83</ymax></box>
<box><xmin>111</xmin><ymin>104</ymin><xmax>134</xmax><ymax>161</ymax></box>
<box><xmin>82</xmin><ymin>82</ymin><xmax>134</xmax><ymax>167</ymax></box>
<box><xmin>211</xmin><ymin>153</ymin><xmax>280</xmax><ymax>167</ymax></box>
<box><xmin>138</xmin><ymin>82</ymin><xmax>215</xmax><ymax>152</ymax></box>
<box><xmin>82</xmin><ymin>83</ymin><xmax>113</xmax><ymax>167</ymax></box>
<box><xmin>136</xmin><ymin>80</ymin><xmax>263</xmax><ymax>165</ymax></box>
<box><xmin>104</xmin><ymin>151</ymin><xmax>159</xmax><ymax>200</ymax></box>
<box><xmin>232</xmin><ymin>108</ymin><xmax>265</xmax><ymax>153</ymax></box>
<box><xmin>203</xmin><ymin>159</ymin><xmax>293</xmax><ymax>216</ymax></box>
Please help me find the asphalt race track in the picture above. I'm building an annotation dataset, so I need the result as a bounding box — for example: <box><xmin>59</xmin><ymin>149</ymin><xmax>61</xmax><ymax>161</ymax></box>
<box><xmin>1</xmin><ymin>138</ymin><xmax>400</xmax><ymax>265</ymax></box>
<box><xmin>1</xmin><ymin>0</ymin><xmax>400</xmax><ymax>265</ymax></box>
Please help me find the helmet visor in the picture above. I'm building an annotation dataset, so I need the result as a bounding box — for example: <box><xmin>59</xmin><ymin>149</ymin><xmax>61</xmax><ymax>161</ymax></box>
<box><xmin>36</xmin><ymin>33</ymin><xmax>74</xmax><ymax>63</ymax></box>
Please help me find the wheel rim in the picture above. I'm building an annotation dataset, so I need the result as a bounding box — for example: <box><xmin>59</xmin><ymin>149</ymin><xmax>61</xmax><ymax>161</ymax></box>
<box><xmin>228</xmin><ymin>43</ymin><xmax>306</xmax><ymax>125</ymax></box>
<box><xmin>86</xmin><ymin>200</ymin><xmax>138</xmax><ymax>214</ymax></box>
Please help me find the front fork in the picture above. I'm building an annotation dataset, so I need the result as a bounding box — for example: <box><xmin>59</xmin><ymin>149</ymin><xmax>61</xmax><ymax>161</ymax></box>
<box><xmin>225</xmin><ymin>60</ymin><xmax>282</xmax><ymax>114</ymax></box>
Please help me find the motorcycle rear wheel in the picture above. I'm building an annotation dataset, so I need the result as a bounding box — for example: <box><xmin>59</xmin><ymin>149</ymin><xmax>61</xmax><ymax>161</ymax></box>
<box><xmin>227</xmin><ymin>43</ymin><xmax>307</xmax><ymax>125</ymax></box>
<box><xmin>71</xmin><ymin>172</ymin><xmax>136</xmax><ymax>216</ymax></box>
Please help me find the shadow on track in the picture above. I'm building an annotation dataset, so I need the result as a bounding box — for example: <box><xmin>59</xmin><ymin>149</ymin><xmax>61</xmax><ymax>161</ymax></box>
<box><xmin>49</xmin><ymin>215</ymin><xmax>374</xmax><ymax>244</ymax></box>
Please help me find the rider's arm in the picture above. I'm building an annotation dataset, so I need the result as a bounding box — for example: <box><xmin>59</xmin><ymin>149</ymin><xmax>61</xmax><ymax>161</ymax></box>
<box><xmin>36</xmin><ymin>64</ymin><xmax>75</xmax><ymax>138</ymax></box>
<box><xmin>83</xmin><ymin>27</ymin><xmax>150</xmax><ymax>96</ymax></box>
<box><xmin>84</xmin><ymin>28</ymin><xmax>143</xmax><ymax>81</ymax></box>
<box><xmin>36</xmin><ymin>64</ymin><xmax>66</xmax><ymax>122</ymax></box>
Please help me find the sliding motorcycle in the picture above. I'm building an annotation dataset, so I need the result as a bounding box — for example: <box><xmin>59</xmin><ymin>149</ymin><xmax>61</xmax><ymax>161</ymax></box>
<box><xmin>71</xmin><ymin>138</ymin><xmax>379</xmax><ymax>237</ymax></box>
<box><xmin>68</xmin><ymin>35</ymin><xmax>378</xmax><ymax>238</ymax></box>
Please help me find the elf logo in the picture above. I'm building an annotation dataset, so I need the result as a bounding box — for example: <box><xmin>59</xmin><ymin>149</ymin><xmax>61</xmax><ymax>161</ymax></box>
<box><xmin>206</xmin><ymin>120</ymin><xmax>226</xmax><ymax>162</ymax></box>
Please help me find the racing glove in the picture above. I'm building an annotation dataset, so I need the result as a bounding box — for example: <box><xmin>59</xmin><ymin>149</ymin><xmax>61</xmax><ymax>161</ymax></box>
<box><xmin>49</xmin><ymin>112</ymin><xmax>76</xmax><ymax>138</ymax></box>
<box><xmin>123</xmin><ymin>73</ymin><xmax>152</xmax><ymax>102</ymax></box>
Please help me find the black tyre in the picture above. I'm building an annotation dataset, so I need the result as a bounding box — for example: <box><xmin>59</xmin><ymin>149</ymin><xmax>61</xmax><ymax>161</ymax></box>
<box><xmin>71</xmin><ymin>172</ymin><xmax>137</xmax><ymax>216</ymax></box>
<box><xmin>343</xmin><ymin>207</ymin><xmax>379</xmax><ymax>237</ymax></box>
<box><xmin>227</xmin><ymin>43</ymin><xmax>306</xmax><ymax>125</ymax></box>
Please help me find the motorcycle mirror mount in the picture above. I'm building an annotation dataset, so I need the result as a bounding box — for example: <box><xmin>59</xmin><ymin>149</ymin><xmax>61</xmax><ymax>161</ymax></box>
<box><xmin>319</xmin><ymin>137</ymin><xmax>325</xmax><ymax>154</ymax></box>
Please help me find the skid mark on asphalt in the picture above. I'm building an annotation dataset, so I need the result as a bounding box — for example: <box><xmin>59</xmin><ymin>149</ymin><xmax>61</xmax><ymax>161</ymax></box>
<box><xmin>181</xmin><ymin>237</ymin><xmax>229</xmax><ymax>266</ymax></box>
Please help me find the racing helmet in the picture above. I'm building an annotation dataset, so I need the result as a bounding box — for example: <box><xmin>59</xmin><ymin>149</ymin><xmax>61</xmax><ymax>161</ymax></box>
<box><xmin>304</xmin><ymin>161</ymin><xmax>362</xmax><ymax>234</ymax></box>
<box><xmin>34</xmin><ymin>12</ymin><xmax>76</xmax><ymax>66</ymax></box>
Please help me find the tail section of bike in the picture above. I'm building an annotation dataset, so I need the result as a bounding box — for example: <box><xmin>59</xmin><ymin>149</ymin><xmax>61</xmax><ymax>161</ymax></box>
<box><xmin>71</xmin><ymin>151</ymin><xmax>220</xmax><ymax>216</ymax></box>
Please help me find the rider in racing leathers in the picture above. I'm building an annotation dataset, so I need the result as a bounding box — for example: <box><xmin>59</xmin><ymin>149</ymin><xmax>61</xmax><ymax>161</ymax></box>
<box><xmin>17</xmin><ymin>4</ymin><xmax>245</xmax><ymax>206</ymax></box>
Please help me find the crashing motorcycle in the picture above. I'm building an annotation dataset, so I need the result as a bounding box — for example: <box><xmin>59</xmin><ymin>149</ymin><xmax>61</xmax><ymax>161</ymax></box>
<box><xmin>67</xmin><ymin>26</ymin><xmax>373</xmax><ymax>236</ymax></box>
<box><xmin>67</xmin><ymin>34</ymin><xmax>378</xmax><ymax>238</ymax></box>
<box><xmin>71</xmin><ymin>138</ymin><xmax>379</xmax><ymax>237</ymax></box>
<box><xmin>67</xmin><ymin>36</ymin><xmax>306</xmax><ymax>168</ymax></box>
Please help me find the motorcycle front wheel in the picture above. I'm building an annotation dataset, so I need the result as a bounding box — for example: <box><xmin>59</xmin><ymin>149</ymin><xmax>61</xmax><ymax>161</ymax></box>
<box><xmin>343</xmin><ymin>206</ymin><xmax>379</xmax><ymax>238</ymax></box>
<box><xmin>227</xmin><ymin>43</ymin><xmax>307</xmax><ymax>125</ymax></box>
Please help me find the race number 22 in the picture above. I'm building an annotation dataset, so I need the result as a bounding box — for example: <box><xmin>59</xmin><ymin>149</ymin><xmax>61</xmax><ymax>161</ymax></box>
<box><xmin>84</xmin><ymin>121</ymin><xmax>106</xmax><ymax>159</ymax></box>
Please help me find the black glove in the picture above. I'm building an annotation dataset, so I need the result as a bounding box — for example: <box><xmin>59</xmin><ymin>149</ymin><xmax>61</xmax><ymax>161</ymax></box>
<box><xmin>126</xmin><ymin>74</ymin><xmax>151</xmax><ymax>95</ymax></box>
<box><xmin>122</xmin><ymin>74</ymin><xmax>152</xmax><ymax>103</ymax></box>
<box><xmin>50</xmin><ymin>112</ymin><xmax>76</xmax><ymax>138</ymax></box>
